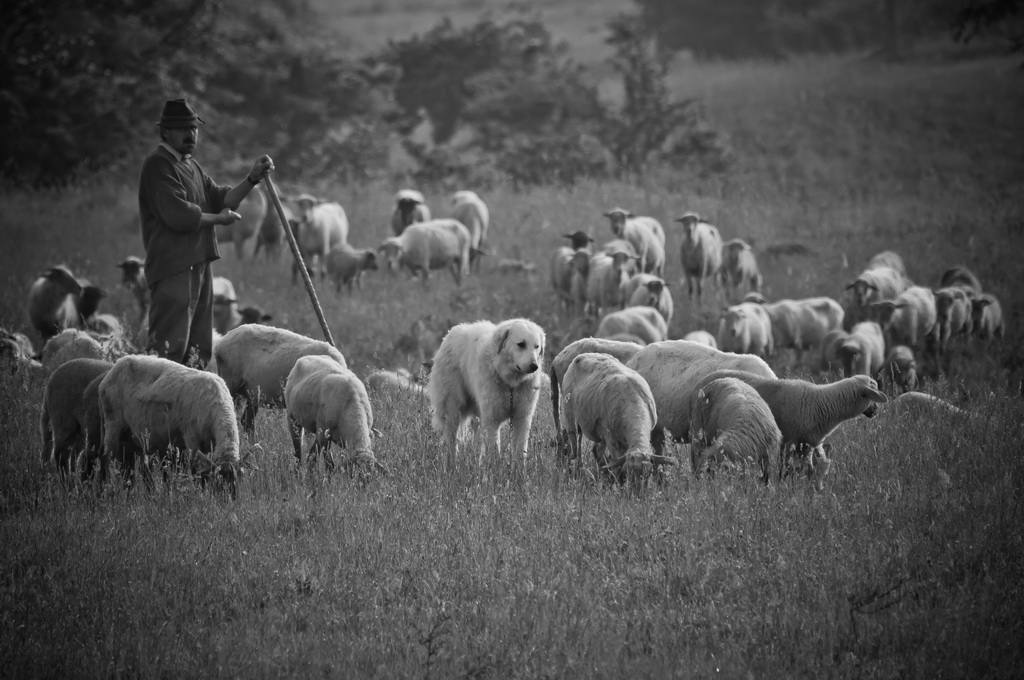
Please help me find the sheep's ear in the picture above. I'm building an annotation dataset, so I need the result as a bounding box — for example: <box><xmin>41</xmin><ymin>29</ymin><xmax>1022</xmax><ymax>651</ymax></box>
<box><xmin>494</xmin><ymin>327</ymin><xmax>511</xmax><ymax>353</ymax></box>
<box><xmin>844</xmin><ymin>282</ymin><xmax>856</xmax><ymax>290</ymax></box>
<box><xmin>866</xmin><ymin>386</ymin><xmax>888</xmax><ymax>403</ymax></box>
<box><xmin>867</xmin><ymin>282</ymin><xmax>879</xmax><ymax>291</ymax></box>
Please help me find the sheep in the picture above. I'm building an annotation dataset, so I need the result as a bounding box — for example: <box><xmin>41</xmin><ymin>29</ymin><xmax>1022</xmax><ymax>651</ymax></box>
<box><xmin>212</xmin><ymin>276</ymin><xmax>239</xmax><ymax>336</ymax></box>
<box><xmin>625</xmin><ymin>340</ymin><xmax>776</xmax><ymax>457</ymax></box>
<box><xmin>215</xmin><ymin>186</ymin><xmax>267</xmax><ymax>259</ymax></box>
<box><xmin>675</xmin><ymin>212</ymin><xmax>723</xmax><ymax>308</ymax></box>
<box><xmin>693</xmin><ymin>370</ymin><xmax>888</xmax><ymax>481</ymax></box>
<box><xmin>756</xmin><ymin>296</ymin><xmax>845</xmax><ymax>364</ymax></box>
<box><xmin>622</xmin><ymin>273</ymin><xmax>674</xmax><ymax>326</ymax></box>
<box><xmin>253</xmin><ymin>192</ymin><xmax>296</xmax><ymax>261</ymax></box>
<box><xmin>551</xmin><ymin>232</ymin><xmax>594</xmax><ymax>313</ymax></box>
<box><xmin>871</xmin><ymin>285</ymin><xmax>938</xmax><ymax>351</ymax></box>
<box><xmin>39</xmin><ymin>358</ymin><xmax>113</xmax><ymax>480</ymax></box>
<box><xmin>832</xmin><ymin>321</ymin><xmax>886</xmax><ymax>378</ymax></box>
<box><xmin>888</xmin><ymin>391</ymin><xmax>967</xmax><ymax>415</ymax></box>
<box><xmin>866</xmin><ymin>250</ymin><xmax>907</xmax><ymax>278</ymax></box>
<box><xmin>115</xmin><ymin>256</ymin><xmax>149</xmax><ymax>322</ymax></box>
<box><xmin>27</xmin><ymin>265</ymin><xmax>83</xmax><ymax>342</ymax></box>
<box><xmin>819</xmin><ymin>328</ymin><xmax>849</xmax><ymax>374</ymax></box>
<box><xmin>940</xmin><ymin>266</ymin><xmax>983</xmax><ymax>297</ymax></box>
<box><xmin>213</xmin><ymin>324</ymin><xmax>348</xmax><ymax>434</ymax></box>
<box><xmin>970</xmin><ymin>293</ymin><xmax>1004</xmax><ymax>341</ymax></box>
<box><xmin>451</xmin><ymin>190</ymin><xmax>490</xmax><ymax>273</ymax></box>
<box><xmin>681</xmin><ymin>330</ymin><xmax>718</xmax><ymax>349</ymax></box>
<box><xmin>876</xmin><ymin>345</ymin><xmax>918</xmax><ymax>395</ymax></box>
<box><xmin>292</xmin><ymin>198</ymin><xmax>349</xmax><ymax>284</ymax></box>
<box><xmin>603</xmin><ymin>208</ymin><xmax>666</xmax><ymax>276</ymax></box>
<box><xmin>843</xmin><ymin>265</ymin><xmax>909</xmax><ymax>329</ymax></box>
<box><xmin>934</xmin><ymin>286</ymin><xmax>974</xmax><ymax>356</ymax></box>
<box><xmin>378</xmin><ymin>219</ymin><xmax>472</xmax><ymax>287</ymax></box>
<box><xmin>365</xmin><ymin>368</ymin><xmax>426</xmax><ymax>399</ymax></box>
<box><xmin>602</xmin><ymin>333</ymin><xmax>647</xmax><ymax>346</ymax></box>
<box><xmin>720</xmin><ymin>239</ymin><xmax>762</xmax><ymax>302</ymax></box>
<box><xmin>579</xmin><ymin>250</ymin><xmax>634</xmax><ymax>317</ymax></box>
<box><xmin>1</xmin><ymin>335</ymin><xmax>43</xmax><ymax>376</ymax></box>
<box><xmin>717</xmin><ymin>302</ymin><xmax>774</xmax><ymax>358</ymax></box>
<box><xmin>41</xmin><ymin>328</ymin><xmax>107</xmax><ymax>371</ymax></box>
<box><xmin>285</xmin><ymin>355</ymin><xmax>387</xmax><ymax>475</ymax></box>
<box><xmin>391</xmin><ymin>189</ymin><xmax>431</xmax><ymax>236</ymax></box>
<box><xmin>690</xmin><ymin>377</ymin><xmax>782</xmax><ymax>483</ymax></box>
<box><xmin>595</xmin><ymin>306</ymin><xmax>669</xmax><ymax>345</ymax></box>
<box><xmin>325</xmin><ymin>245</ymin><xmax>378</xmax><ymax>294</ymax></box>
<box><xmin>98</xmin><ymin>355</ymin><xmax>244</xmax><ymax>491</ymax></box>
<box><xmin>237</xmin><ymin>306</ymin><xmax>273</xmax><ymax>326</ymax></box>
<box><xmin>559</xmin><ymin>352</ymin><xmax>674</xmax><ymax>484</ymax></box>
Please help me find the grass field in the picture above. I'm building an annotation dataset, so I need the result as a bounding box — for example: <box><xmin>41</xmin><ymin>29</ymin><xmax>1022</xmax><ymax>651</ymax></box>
<box><xmin>2</xmin><ymin>16</ymin><xmax>1024</xmax><ymax>679</ymax></box>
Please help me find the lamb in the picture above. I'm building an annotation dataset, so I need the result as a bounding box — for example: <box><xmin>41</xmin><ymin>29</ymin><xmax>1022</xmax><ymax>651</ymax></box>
<box><xmin>559</xmin><ymin>352</ymin><xmax>674</xmax><ymax>484</ymax></box>
<box><xmin>871</xmin><ymin>285</ymin><xmax>938</xmax><ymax>351</ymax></box>
<box><xmin>550</xmin><ymin>232</ymin><xmax>594</xmax><ymax>313</ymax></box>
<box><xmin>595</xmin><ymin>306</ymin><xmax>669</xmax><ymax>345</ymax></box>
<box><xmin>622</xmin><ymin>274</ymin><xmax>674</xmax><ymax>326</ymax></box>
<box><xmin>876</xmin><ymin>345</ymin><xmax>918</xmax><ymax>395</ymax></box>
<box><xmin>717</xmin><ymin>302</ymin><xmax>774</xmax><ymax>358</ymax></box>
<box><xmin>325</xmin><ymin>245</ymin><xmax>378</xmax><ymax>294</ymax></box>
<box><xmin>579</xmin><ymin>249</ymin><xmax>634</xmax><ymax>317</ymax></box>
<box><xmin>934</xmin><ymin>286</ymin><xmax>974</xmax><ymax>356</ymax></box>
<box><xmin>690</xmin><ymin>377</ymin><xmax>782</xmax><ymax>482</ymax></box>
<box><xmin>681</xmin><ymin>330</ymin><xmax>717</xmax><ymax>349</ymax></box>
<box><xmin>451</xmin><ymin>190</ymin><xmax>490</xmax><ymax>273</ymax></box>
<box><xmin>625</xmin><ymin>340</ymin><xmax>776</xmax><ymax>457</ymax></box>
<box><xmin>939</xmin><ymin>266</ymin><xmax>983</xmax><ymax>297</ymax></box>
<box><xmin>27</xmin><ymin>265</ymin><xmax>83</xmax><ymax>342</ymax></box>
<box><xmin>756</xmin><ymin>296</ymin><xmax>845</xmax><ymax>364</ymax></box>
<box><xmin>115</xmin><ymin>256</ymin><xmax>149</xmax><ymax>322</ymax></box>
<box><xmin>970</xmin><ymin>293</ymin><xmax>1004</xmax><ymax>341</ymax></box>
<box><xmin>866</xmin><ymin>250</ymin><xmax>907</xmax><ymax>278</ymax></box>
<box><xmin>833</xmin><ymin>321</ymin><xmax>886</xmax><ymax>378</ymax></box>
<box><xmin>675</xmin><ymin>212</ymin><xmax>723</xmax><ymax>308</ymax></box>
<box><xmin>292</xmin><ymin>198</ymin><xmax>349</xmax><ymax>284</ymax></box>
<box><xmin>98</xmin><ymin>355</ymin><xmax>244</xmax><ymax>491</ymax></box>
<box><xmin>391</xmin><ymin>189</ymin><xmax>431</xmax><ymax>236</ymax></box>
<box><xmin>213</xmin><ymin>324</ymin><xmax>348</xmax><ymax>434</ymax></box>
<box><xmin>720</xmin><ymin>239</ymin><xmax>762</xmax><ymax>302</ymax></box>
<box><xmin>843</xmin><ymin>265</ymin><xmax>909</xmax><ymax>329</ymax></box>
<box><xmin>39</xmin><ymin>358</ymin><xmax>113</xmax><ymax>480</ymax></box>
<box><xmin>284</xmin><ymin>355</ymin><xmax>387</xmax><ymax>475</ymax></box>
<box><xmin>603</xmin><ymin>208</ymin><xmax>666</xmax><ymax>276</ymax></box>
<box><xmin>41</xmin><ymin>328</ymin><xmax>107</xmax><ymax>371</ymax></box>
<box><xmin>378</xmin><ymin>219</ymin><xmax>472</xmax><ymax>286</ymax></box>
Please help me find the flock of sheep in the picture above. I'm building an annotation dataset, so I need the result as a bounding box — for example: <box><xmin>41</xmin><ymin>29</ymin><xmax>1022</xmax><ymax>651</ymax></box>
<box><xmin>1</xmin><ymin>187</ymin><xmax>1007</xmax><ymax>493</ymax></box>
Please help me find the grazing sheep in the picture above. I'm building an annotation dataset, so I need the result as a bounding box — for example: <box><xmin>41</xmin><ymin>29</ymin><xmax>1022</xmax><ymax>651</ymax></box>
<box><xmin>452</xmin><ymin>190</ymin><xmax>490</xmax><ymax>273</ymax></box>
<box><xmin>934</xmin><ymin>287</ymin><xmax>974</xmax><ymax>356</ymax></box>
<box><xmin>428</xmin><ymin>319</ymin><xmax>545</xmax><ymax>464</ymax></box>
<box><xmin>717</xmin><ymin>302</ymin><xmax>774</xmax><ymax>358</ymax></box>
<box><xmin>559</xmin><ymin>352</ymin><xmax>673</xmax><ymax>484</ymax></box>
<box><xmin>877</xmin><ymin>345</ymin><xmax>918</xmax><ymax>395</ymax></box>
<box><xmin>970</xmin><ymin>293</ymin><xmax>1004</xmax><ymax>341</ymax></box>
<box><xmin>675</xmin><ymin>212</ymin><xmax>723</xmax><ymax>309</ymax></box>
<box><xmin>843</xmin><ymin>266</ymin><xmax>909</xmax><ymax>329</ymax></box>
<box><xmin>939</xmin><ymin>266</ymin><xmax>983</xmax><ymax>297</ymax></box>
<box><xmin>866</xmin><ymin>250</ymin><xmax>907</xmax><ymax>278</ymax></box>
<box><xmin>681</xmin><ymin>330</ymin><xmax>718</xmax><ymax>349</ymax></box>
<box><xmin>39</xmin><ymin>358</ymin><xmax>114</xmax><ymax>480</ymax></box>
<box><xmin>756</xmin><ymin>296</ymin><xmax>845</xmax><ymax>364</ymax></box>
<box><xmin>551</xmin><ymin>233</ymin><xmax>594</xmax><ymax>313</ymax></box>
<box><xmin>378</xmin><ymin>219</ymin><xmax>472</xmax><ymax>287</ymax></box>
<box><xmin>285</xmin><ymin>355</ymin><xmax>387</xmax><ymax>474</ymax></box>
<box><xmin>871</xmin><ymin>285</ymin><xmax>938</xmax><ymax>351</ymax></box>
<box><xmin>325</xmin><ymin>245</ymin><xmax>378</xmax><ymax>294</ymax></box>
<box><xmin>41</xmin><ymin>328</ymin><xmax>107</xmax><ymax>371</ymax></box>
<box><xmin>579</xmin><ymin>250</ymin><xmax>634</xmax><ymax>317</ymax></box>
<box><xmin>625</xmin><ymin>340</ymin><xmax>776</xmax><ymax>457</ymax></box>
<box><xmin>28</xmin><ymin>265</ymin><xmax>83</xmax><ymax>342</ymax></box>
<box><xmin>365</xmin><ymin>368</ymin><xmax>426</xmax><ymax>398</ymax></box>
<box><xmin>833</xmin><ymin>321</ymin><xmax>886</xmax><ymax>378</ymax></box>
<box><xmin>99</xmin><ymin>355</ymin><xmax>243</xmax><ymax>490</ymax></box>
<box><xmin>391</xmin><ymin>189</ymin><xmax>431</xmax><ymax>236</ymax></box>
<box><xmin>690</xmin><ymin>377</ymin><xmax>782</xmax><ymax>482</ymax></box>
<box><xmin>1</xmin><ymin>334</ymin><xmax>43</xmax><ymax>376</ymax></box>
<box><xmin>215</xmin><ymin>186</ymin><xmax>267</xmax><ymax>259</ymax></box>
<box><xmin>596</xmin><ymin>306</ymin><xmax>669</xmax><ymax>345</ymax></box>
<box><xmin>622</xmin><ymin>273</ymin><xmax>674</xmax><ymax>326</ymax></box>
<box><xmin>116</xmin><ymin>256</ymin><xmax>149</xmax><ymax>322</ymax></box>
<box><xmin>292</xmin><ymin>198</ymin><xmax>350</xmax><ymax>284</ymax></box>
<box><xmin>889</xmin><ymin>391</ymin><xmax>967</xmax><ymax>415</ymax></box>
<box><xmin>603</xmin><ymin>208</ymin><xmax>666</xmax><ymax>276</ymax></box>
<box><xmin>214</xmin><ymin>324</ymin><xmax>348</xmax><ymax>434</ymax></box>
<box><xmin>819</xmin><ymin>328</ymin><xmax>850</xmax><ymax>374</ymax></box>
<box><xmin>720</xmin><ymin>239</ymin><xmax>762</xmax><ymax>302</ymax></box>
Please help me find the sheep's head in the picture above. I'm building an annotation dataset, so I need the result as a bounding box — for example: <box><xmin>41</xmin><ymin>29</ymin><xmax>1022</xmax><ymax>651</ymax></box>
<box><xmin>603</xmin><ymin>208</ymin><xmax>632</xmax><ymax>236</ymax></box>
<box><xmin>396</xmin><ymin>197</ymin><xmax>422</xmax><ymax>226</ymax></box>
<box><xmin>609</xmin><ymin>251</ymin><xmax>634</xmax><ymax>281</ymax></box>
<box><xmin>850</xmin><ymin>375</ymin><xmax>888</xmax><ymax>417</ymax></box>
<box><xmin>361</xmin><ymin>250</ymin><xmax>379</xmax><ymax>271</ymax></box>
<box><xmin>292</xmin><ymin>193</ymin><xmax>319</xmax><ymax>225</ymax></box>
<box><xmin>238</xmin><ymin>306</ymin><xmax>272</xmax><ymax>325</ymax></box>
<box><xmin>641</xmin><ymin>279</ymin><xmax>666</xmax><ymax>307</ymax></box>
<box><xmin>846</xmin><ymin>278</ymin><xmax>878</xmax><ymax>307</ymax></box>
<box><xmin>719</xmin><ymin>306</ymin><xmax>748</xmax><ymax>338</ymax></box>
<box><xmin>378</xmin><ymin>239</ymin><xmax>404</xmax><ymax>272</ymax></box>
<box><xmin>674</xmin><ymin>212</ymin><xmax>702</xmax><ymax>241</ymax></box>
<box><xmin>605</xmin><ymin>446</ymin><xmax>654</xmax><ymax>489</ymax></box>
<box><xmin>43</xmin><ymin>265</ymin><xmax>83</xmax><ymax>296</ymax></box>
<box><xmin>115</xmin><ymin>257</ymin><xmax>145</xmax><ymax>286</ymax></box>
<box><xmin>562</xmin><ymin>230</ymin><xmax>594</xmax><ymax>250</ymax></box>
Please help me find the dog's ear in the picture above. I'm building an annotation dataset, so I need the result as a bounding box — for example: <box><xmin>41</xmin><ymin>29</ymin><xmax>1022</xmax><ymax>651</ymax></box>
<box><xmin>494</xmin><ymin>326</ymin><xmax>511</xmax><ymax>354</ymax></box>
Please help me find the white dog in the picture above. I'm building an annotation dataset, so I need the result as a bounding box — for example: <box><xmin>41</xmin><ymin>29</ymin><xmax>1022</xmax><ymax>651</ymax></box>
<box><xmin>428</xmin><ymin>318</ymin><xmax>546</xmax><ymax>463</ymax></box>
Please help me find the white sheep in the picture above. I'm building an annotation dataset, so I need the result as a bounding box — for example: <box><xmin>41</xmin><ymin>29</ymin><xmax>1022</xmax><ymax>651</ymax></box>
<box><xmin>625</xmin><ymin>340</ymin><xmax>776</xmax><ymax>458</ymax></box>
<box><xmin>720</xmin><ymin>239</ymin><xmax>762</xmax><ymax>302</ymax></box>
<box><xmin>866</xmin><ymin>250</ymin><xmax>907</xmax><ymax>278</ymax></box>
<box><xmin>551</xmin><ymin>232</ymin><xmax>594</xmax><ymax>314</ymax></box>
<box><xmin>378</xmin><ymin>219</ymin><xmax>472</xmax><ymax>286</ymax></box>
<box><xmin>757</xmin><ymin>296</ymin><xmax>845</xmax><ymax>364</ymax></box>
<box><xmin>681</xmin><ymin>330</ymin><xmax>718</xmax><ymax>349</ymax></box>
<box><xmin>213</xmin><ymin>324</ymin><xmax>348</xmax><ymax>434</ymax></box>
<box><xmin>285</xmin><ymin>355</ymin><xmax>387</xmax><ymax>475</ymax></box>
<box><xmin>365</xmin><ymin>368</ymin><xmax>426</xmax><ymax>399</ymax></box>
<box><xmin>871</xmin><ymin>285</ymin><xmax>938</xmax><ymax>351</ymax></box>
<box><xmin>690</xmin><ymin>376</ymin><xmax>782</xmax><ymax>482</ymax></box>
<box><xmin>215</xmin><ymin>186</ymin><xmax>267</xmax><ymax>259</ymax></box>
<box><xmin>212</xmin><ymin>276</ymin><xmax>239</xmax><ymax>336</ymax></box>
<box><xmin>325</xmin><ymin>245</ymin><xmax>379</xmax><ymax>294</ymax></box>
<box><xmin>41</xmin><ymin>328</ymin><xmax>108</xmax><ymax>371</ymax></box>
<box><xmin>939</xmin><ymin>265</ymin><xmax>982</xmax><ymax>297</ymax></box>
<box><xmin>596</xmin><ymin>306</ymin><xmax>669</xmax><ymax>345</ymax></box>
<box><xmin>28</xmin><ymin>265</ymin><xmax>83</xmax><ymax>342</ymax></box>
<box><xmin>1</xmin><ymin>335</ymin><xmax>43</xmax><ymax>376</ymax></box>
<box><xmin>39</xmin><ymin>358</ymin><xmax>114</xmax><ymax>481</ymax></box>
<box><xmin>717</xmin><ymin>302</ymin><xmax>774</xmax><ymax>358</ymax></box>
<box><xmin>99</xmin><ymin>355</ymin><xmax>243</xmax><ymax>491</ymax></box>
<box><xmin>292</xmin><ymin>199</ymin><xmax>349</xmax><ymax>284</ymax></box>
<box><xmin>970</xmin><ymin>293</ymin><xmax>1004</xmax><ymax>341</ymax></box>
<box><xmin>603</xmin><ymin>208</ymin><xmax>666</xmax><ymax>276</ymax></box>
<box><xmin>934</xmin><ymin>286</ymin><xmax>974</xmax><ymax>356</ymax></box>
<box><xmin>675</xmin><ymin>212</ymin><xmax>723</xmax><ymax>308</ymax></box>
<box><xmin>451</xmin><ymin>190</ymin><xmax>490</xmax><ymax>272</ymax></box>
<box><xmin>832</xmin><ymin>321</ymin><xmax>886</xmax><ymax>378</ymax></box>
<box><xmin>391</xmin><ymin>189</ymin><xmax>431</xmax><ymax>236</ymax></box>
<box><xmin>622</xmin><ymin>273</ymin><xmax>674</xmax><ymax>326</ymax></box>
<box><xmin>579</xmin><ymin>249</ymin><xmax>634</xmax><ymax>317</ymax></box>
<box><xmin>843</xmin><ymin>265</ymin><xmax>909</xmax><ymax>329</ymax></box>
<box><xmin>559</xmin><ymin>352</ymin><xmax>674</xmax><ymax>484</ymax></box>
<box><xmin>877</xmin><ymin>345</ymin><xmax>918</xmax><ymax>395</ymax></box>
<box><xmin>116</xmin><ymin>256</ymin><xmax>149</xmax><ymax>323</ymax></box>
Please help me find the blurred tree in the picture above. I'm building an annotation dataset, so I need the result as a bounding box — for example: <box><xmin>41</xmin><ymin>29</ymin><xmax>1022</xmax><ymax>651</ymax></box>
<box><xmin>952</xmin><ymin>0</ymin><xmax>1024</xmax><ymax>58</ymax></box>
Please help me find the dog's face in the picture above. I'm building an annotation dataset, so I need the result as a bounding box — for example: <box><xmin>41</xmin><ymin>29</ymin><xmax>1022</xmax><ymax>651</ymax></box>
<box><xmin>494</xmin><ymin>319</ymin><xmax>545</xmax><ymax>376</ymax></box>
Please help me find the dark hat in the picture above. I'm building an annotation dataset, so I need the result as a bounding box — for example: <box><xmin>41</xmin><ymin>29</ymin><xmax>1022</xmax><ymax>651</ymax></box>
<box><xmin>156</xmin><ymin>99</ymin><xmax>205</xmax><ymax>128</ymax></box>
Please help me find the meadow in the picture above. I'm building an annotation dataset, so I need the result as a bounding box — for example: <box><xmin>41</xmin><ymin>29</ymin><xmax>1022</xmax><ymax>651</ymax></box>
<box><xmin>2</xmin><ymin>32</ymin><xmax>1024</xmax><ymax>680</ymax></box>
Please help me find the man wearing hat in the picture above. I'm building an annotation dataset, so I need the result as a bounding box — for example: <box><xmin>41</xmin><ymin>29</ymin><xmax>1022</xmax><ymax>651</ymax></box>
<box><xmin>138</xmin><ymin>98</ymin><xmax>274</xmax><ymax>366</ymax></box>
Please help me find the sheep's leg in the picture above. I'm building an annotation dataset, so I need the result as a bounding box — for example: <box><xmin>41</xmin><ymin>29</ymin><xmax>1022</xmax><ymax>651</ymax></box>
<box><xmin>240</xmin><ymin>389</ymin><xmax>259</xmax><ymax>436</ymax></box>
<box><xmin>288</xmin><ymin>417</ymin><xmax>304</xmax><ymax>467</ymax></box>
